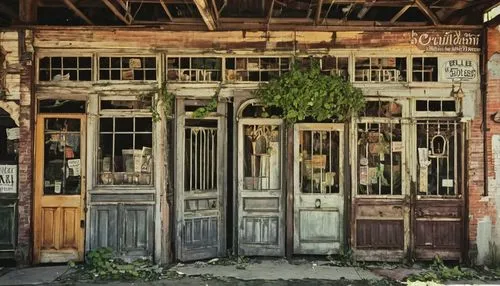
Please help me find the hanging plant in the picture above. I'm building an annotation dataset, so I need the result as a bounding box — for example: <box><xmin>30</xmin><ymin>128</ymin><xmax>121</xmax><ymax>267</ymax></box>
<box><xmin>254</xmin><ymin>61</ymin><xmax>365</xmax><ymax>124</ymax></box>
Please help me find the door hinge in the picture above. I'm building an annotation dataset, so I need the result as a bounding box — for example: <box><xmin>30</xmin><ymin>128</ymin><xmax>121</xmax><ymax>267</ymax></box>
<box><xmin>80</xmin><ymin>220</ymin><xmax>85</xmax><ymax>228</ymax></box>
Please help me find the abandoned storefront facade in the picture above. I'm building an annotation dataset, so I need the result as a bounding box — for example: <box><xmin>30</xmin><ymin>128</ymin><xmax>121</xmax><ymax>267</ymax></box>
<box><xmin>0</xmin><ymin>0</ymin><xmax>499</xmax><ymax>266</ymax></box>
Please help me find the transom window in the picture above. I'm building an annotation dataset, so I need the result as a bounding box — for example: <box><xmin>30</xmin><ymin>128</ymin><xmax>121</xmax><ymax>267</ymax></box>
<box><xmin>98</xmin><ymin>56</ymin><xmax>156</xmax><ymax>81</ymax></box>
<box><xmin>355</xmin><ymin>57</ymin><xmax>407</xmax><ymax>82</ymax></box>
<box><xmin>167</xmin><ymin>57</ymin><xmax>222</xmax><ymax>82</ymax></box>
<box><xmin>98</xmin><ymin>116</ymin><xmax>153</xmax><ymax>185</ymax></box>
<box><xmin>412</xmin><ymin>57</ymin><xmax>438</xmax><ymax>82</ymax></box>
<box><xmin>298</xmin><ymin>56</ymin><xmax>349</xmax><ymax>80</ymax></box>
<box><xmin>416</xmin><ymin>100</ymin><xmax>456</xmax><ymax>113</ymax></box>
<box><xmin>39</xmin><ymin>56</ymin><xmax>92</xmax><ymax>82</ymax></box>
<box><xmin>225</xmin><ymin>57</ymin><xmax>291</xmax><ymax>82</ymax></box>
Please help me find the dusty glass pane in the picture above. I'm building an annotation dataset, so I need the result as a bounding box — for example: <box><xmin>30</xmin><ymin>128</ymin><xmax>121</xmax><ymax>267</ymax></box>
<box><xmin>43</xmin><ymin>118</ymin><xmax>81</xmax><ymax>195</ymax></box>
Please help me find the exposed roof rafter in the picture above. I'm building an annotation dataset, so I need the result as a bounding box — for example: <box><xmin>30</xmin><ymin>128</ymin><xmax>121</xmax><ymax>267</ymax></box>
<box><xmin>101</xmin><ymin>0</ymin><xmax>131</xmax><ymax>24</ymax></box>
<box><xmin>159</xmin><ymin>0</ymin><xmax>174</xmax><ymax>21</ymax></box>
<box><xmin>414</xmin><ymin>0</ymin><xmax>440</xmax><ymax>25</ymax></box>
<box><xmin>314</xmin><ymin>0</ymin><xmax>323</xmax><ymax>25</ymax></box>
<box><xmin>390</xmin><ymin>3</ymin><xmax>412</xmax><ymax>23</ymax></box>
<box><xmin>193</xmin><ymin>0</ymin><xmax>217</xmax><ymax>30</ymax></box>
<box><xmin>62</xmin><ymin>0</ymin><xmax>94</xmax><ymax>24</ymax></box>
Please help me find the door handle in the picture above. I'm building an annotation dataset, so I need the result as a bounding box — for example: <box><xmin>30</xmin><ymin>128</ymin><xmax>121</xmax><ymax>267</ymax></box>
<box><xmin>315</xmin><ymin>199</ymin><xmax>321</xmax><ymax>209</ymax></box>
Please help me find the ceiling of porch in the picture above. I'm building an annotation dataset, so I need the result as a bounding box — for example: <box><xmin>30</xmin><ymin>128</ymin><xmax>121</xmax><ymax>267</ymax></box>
<box><xmin>1</xmin><ymin>0</ymin><xmax>498</xmax><ymax>29</ymax></box>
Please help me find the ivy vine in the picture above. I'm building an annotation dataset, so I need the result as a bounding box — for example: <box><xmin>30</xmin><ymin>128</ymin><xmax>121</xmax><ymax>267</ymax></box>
<box><xmin>137</xmin><ymin>82</ymin><xmax>175</xmax><ymax>122</ymax></box>
<box><xmin>192</xmin><ymin>83</ymin><xmax>222</xmax><ymax>119</ymax></box>
<box><xmin>254</xmin><ymin>61</ymin><xmax>365</xmax><ymax>124</ymax></box>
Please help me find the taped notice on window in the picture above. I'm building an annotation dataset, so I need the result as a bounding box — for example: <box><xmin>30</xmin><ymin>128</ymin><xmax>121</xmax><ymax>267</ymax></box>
<box><xmin>67</xmin><ymin>159</ymin><xmax>81</xmax><ymax>177</ymax></box>
<box><xmin>0</xmin><ymin>165</ymin><xmax>17</xmax><ymax>193</ymax></box>
<box><xmin>6</xmin><ymin>127</ymin><xmax>20</xmax><ymax>140</ymax></box>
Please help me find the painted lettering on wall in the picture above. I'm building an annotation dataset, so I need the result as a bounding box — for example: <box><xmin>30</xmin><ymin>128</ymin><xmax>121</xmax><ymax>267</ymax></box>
<box><xmin>411</xmin><ymin>31</ymin><xmax>480</xmax><ymax>52</ymax></box>
<box><xmin>0</xmin><ymin>165</ymin><xmax>17</xmax><ymax>193</ymax></box>
<box><xmin>443</xmin><ymin>59</ymin><xmax>478</xmax><ymax>81</ymax></box>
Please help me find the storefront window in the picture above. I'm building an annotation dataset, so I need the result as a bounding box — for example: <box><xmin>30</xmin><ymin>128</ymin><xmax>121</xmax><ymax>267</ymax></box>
<box><xmin>357</xmin><ymin>122</ymin><xmax>403</xmax><ymax>195</ymax></box>
<box><xmin>39</xmin><ymin>56</ymin><xmax>92</xmax><ymax>82</ymax></box>
<box><xmin>98</xmin><ymin>117</ymin><xmax>153</xmax><ymax>185</ymax></box>
<box><xmin>99</xmin><ymin>56</ymin><xmax>156</xmax><ymax>81</ymax></box>
<box><xmin>355</xmin><ymin>57</ymin><xmax>407</xmax><ymax>82</ymax></box>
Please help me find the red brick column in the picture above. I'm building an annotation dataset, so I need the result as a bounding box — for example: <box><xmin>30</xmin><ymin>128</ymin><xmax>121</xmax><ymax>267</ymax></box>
<box><xmin>15</xmin><ymin>30</ymin><xmax>33</xmax><ymax>266</ymax></box>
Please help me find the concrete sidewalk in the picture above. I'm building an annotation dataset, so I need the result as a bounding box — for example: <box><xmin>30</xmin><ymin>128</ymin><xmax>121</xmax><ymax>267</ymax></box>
<box><xmin>0</xmin><ymin>259</ymin><xmax>381</xmax><ymax>285</ymax></box>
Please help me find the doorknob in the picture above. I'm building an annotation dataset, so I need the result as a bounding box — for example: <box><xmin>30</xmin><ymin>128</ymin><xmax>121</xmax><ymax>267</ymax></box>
<box><xmin>315</xmin><ymin>199</ymin><xmax>321</xmax><ymax>209</ymax></box>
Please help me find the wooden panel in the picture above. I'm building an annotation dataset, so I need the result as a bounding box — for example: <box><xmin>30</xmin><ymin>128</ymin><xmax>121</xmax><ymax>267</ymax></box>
<box><xmin>0</xmin><ymin>202</ymin><xmax>16</xmax><ymax>250</ymax></box>
<box><xmin>183</xmin><ymin>216</ymin><xmax>218</xmax><ymax>248</ymax></box>
<box><xmin>242</xmin><ymin>216</ymin><xmax>279</xmax><ymax>245</ymax></box>
<box><xmin>61</xmin><ymin>208</ymin><xmax>78</xmax><ymax>249</ymax></box>
<box><xmin>356</xmin><ymin>220</ymin><xmax>404</xmax><ymax>249</ymax></box>
<box><xmin>299</xmin><ymin>210</ymin><xmax>340</xmax><ymax>242</ymax></box>
<box><xmin>356</xmin><ymin>204</ymin><xmax>404</xmax><ymax>218</ymax></box>
<box><xmin>90</xmin><ymin>205</ymin><xmax>118</xmax><ymax>250</ymax></box>
<box><xmin>41</xmin><ymin>208</ymin><xmax>57</xmax><ymax>249</ymax></box>
<box><xmin>415</xmin><ymin>220</ymin><xmax>461</xmax><ymax>248</ymax></box>
<box><xmin>91</xmin><ymin>193</ymin><xmax>155</xmax><ymax>203</ymax></box>
<box><xmin>243</xmin><ymin>198</ymin><xmax>279</xmax><ymax>212</ymax></box>
<box><xmin>122</xmin><ymin>205</ymin><xmax>154</xmax><ymax>254</ymax></box>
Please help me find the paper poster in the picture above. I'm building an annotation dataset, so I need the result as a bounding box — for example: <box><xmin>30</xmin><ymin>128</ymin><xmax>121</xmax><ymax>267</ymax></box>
<box><xmin>67</xmin><ymin>159</ymin><xmax>81</xmax><ymax>177</ymax></box>
<box><xmin>442</xmin><ymin>179</ymin><xmax>454</xmax><ymax>188</ymax></box>
<box><xmin>6</xmin><ymin>127</ymin><xmax>19</xmax><ymax>140</ymax></box>
<box><xmin>418</xmin><ymin>148</ymin><xmax>431</xmax><ymax>167</ymax></box>
<box><xmin>54</xmin><ymin>181</ymin><xmax>62</xmax><ymax>194</ymax></box>
<box><xmin>0</xmin><ymin>165</ymin><xmax>17</xmax><ymax>193</ymax></box>
<box><xmin>392</xmin><ymin>141</ymin><xmax>403</xmax><ymax>152</ymax></box>
<box><xmin>419</xmin><ymin>168</ymin><xmax>428</xmax><ymax>194</ymax></box>
<box><xmin>359</xmin><ymin>166</ymin><xmax>368</xmax><ymax>185</ymax></box>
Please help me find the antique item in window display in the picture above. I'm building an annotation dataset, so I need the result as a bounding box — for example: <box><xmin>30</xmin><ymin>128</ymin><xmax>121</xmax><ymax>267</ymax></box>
<box><xmin>43</xmin><ymin>118</ymin><xmax>81</xmax><ymax>195</ymax></box>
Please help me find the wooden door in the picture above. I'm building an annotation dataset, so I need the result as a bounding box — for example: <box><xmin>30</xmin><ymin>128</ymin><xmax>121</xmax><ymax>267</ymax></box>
<box><xmin>34</xmin><ymin>115</ymin><xmax>86</xmax><ymax>263</ymax></box>
<box><xmin>237</xmin><ymin>119</ymin><xmax>284</xmax><ymax>256</ymax></box>
<box><xmin>176</xmin><ymin>117</ymin><xmax>226</xmax><ymax>261</ymax></box>
<box><xmin>352</xmin><ymin>119</ymin><xmax>410</xmax><ymax>261</ymax></box>
<box><xmin>414</xmin><ymin>120</ymin><xmax>464</xmax><ymax>261</ymax></box>
<box><xmin>293</xmin><ymin>124</ymin><xmax>345</xmax><ymax>255</ymax></box>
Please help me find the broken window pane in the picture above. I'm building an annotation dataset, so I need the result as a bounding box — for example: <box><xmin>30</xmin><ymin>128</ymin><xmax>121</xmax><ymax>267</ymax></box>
<box><xmin>98</xmin><ymin>56</ymin><xmax>157</xmax><ymax>81</ymax></box>
<box><xmin>167</xmin><ymin>57</ymin><xmax>221</xmax><ymax>82</ymax></box>
<box><xmin>412</xmin><ymin>57</ymin><xmax>438</xmax><ymax>82</ymax></box>
<box><xmin>355</xmin><ymin>57</ymin><xmax>407</xmax><ymax>82</ymax></box>
<box><xmin>38</xmin><ymin>56</ymin><xmax>92</xmax><ymax>81</ymax></box>
<box><xmin>98</xmin><ymin>117</ymin><xmax>153</xmax><ymax>185</ymax></box>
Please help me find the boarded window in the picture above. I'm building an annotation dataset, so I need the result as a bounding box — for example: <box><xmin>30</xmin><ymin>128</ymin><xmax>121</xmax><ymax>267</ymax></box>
<box><xmin>357</xmin><ymin>122</ymin><xmax>403</xmax><ymax>195</ymax></box>
<box><xmin>167</xmin><ymin>57</ymin><xmax>222</xmax><ymax>82</ymax></box>
<box><xmin>225</xmin><ymin>57</ymin><xmax>290</xmax><ymax>82</ymax></box>
<box><xmin>39</xmin><ymin>56</ymin><xmax>92</xmax><ymax>81</ymax></box>
<box><xmin>98</xmin><ymin>117</ymin><xmax>153</xmax><ymax>185</ymax></box>
<box><xmin>99</xmin><ymin>57</ymin><xmax>156</xmax><ymax>81</ymax></box>
<box><xmin>412</xmin><ymin>57</ymin><xmax>438</xmax><ymax>82</ymax></box>
<box><xmin>355</xmin><ymin>57</ymin><xmax>407</xmax><ymax>82</ymax></box>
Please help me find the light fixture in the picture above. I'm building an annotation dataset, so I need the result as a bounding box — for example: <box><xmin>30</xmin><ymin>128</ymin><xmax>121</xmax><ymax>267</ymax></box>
<box><xmin>451</xmin><ymin>82</ymin><xmax>464</xmax><ymax>99</ymax></box>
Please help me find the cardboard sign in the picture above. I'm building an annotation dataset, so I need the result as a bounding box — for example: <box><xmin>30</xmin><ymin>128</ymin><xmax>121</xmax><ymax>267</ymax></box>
<box><xmin>0</xmin><ymin>165</ymin><xmax>17</xmax><ymax>193</ymax></box>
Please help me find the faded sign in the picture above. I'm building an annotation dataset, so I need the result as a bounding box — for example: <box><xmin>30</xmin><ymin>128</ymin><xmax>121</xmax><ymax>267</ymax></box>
<box><xmin>0</xmin><ymin>164</ymin><xmax>17</xmax><ymax>193</ymax></box>
<box><xmin>442</xmin><ymin>59</ymin><xmax>478</xmax><ymax>81</ymax></box>
<box><xmin>411</xmin><ymin>31</ymin><xmax>480</xmax><ymax>52</ymax></box>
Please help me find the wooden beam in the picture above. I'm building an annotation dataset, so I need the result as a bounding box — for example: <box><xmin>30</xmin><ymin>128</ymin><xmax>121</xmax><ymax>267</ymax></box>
<box><xmin>414</xmin><ymin>0</ymin><xmax>440</xmax><ymax>25</ymax></box>
<box><xmin>390</xmin><ymin>4</ymin><xmax>412</xmax><ymax>23</ymax></box>
<box><xmin>267</xmin><ymin>0</ymin><xmax>275</xmax><ymax>27</ymax></box>
<box><xmin>101</xmin><ymin>0</ymin><xmax>131</xmax><ymax>24</ymax></box>
<box><xmin>192</xmin><ymin>0</ymin><xmax>217</xmax><ymax>30</ymax></box>
<box><xmin>159</xmin><ymin>0</ymin><xmax>174</xmax><ymax>21</ymax></box>
<box><xmin>314</xmin><ymin>0</ymin><xmax>324</xmax><ymax>25</ymax></box>
<box><xmin>323</xmin><ymin>0</ymin><xmax>412</xmax><ymax>6</ymax></box>
<box><xmin>62</xmin><ymin>0</ymin><xmax>93</xmax><ymax>25</ymax></box>
<box><xmin>19</xmin><ymin>0</ymin><xmax>38</xmax><ymax>23</ymax></box>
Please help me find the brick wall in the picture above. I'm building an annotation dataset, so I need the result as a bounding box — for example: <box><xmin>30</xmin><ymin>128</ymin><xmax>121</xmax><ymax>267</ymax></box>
<box><xmin>15</xmin><ymin>30</ymin><xmax>33</xmax><ymax>266</ymax></box>
<box><xmin>468</xmin><ymin>24</ymin><xmax>500</xmax><ymax>264</ymax></box>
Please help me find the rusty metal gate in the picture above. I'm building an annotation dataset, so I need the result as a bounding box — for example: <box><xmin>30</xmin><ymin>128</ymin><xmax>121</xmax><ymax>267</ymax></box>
<box><xmin>414</xmin><ymin>119</ymin><xmax>465</xmax><ymax>261</ymax></box>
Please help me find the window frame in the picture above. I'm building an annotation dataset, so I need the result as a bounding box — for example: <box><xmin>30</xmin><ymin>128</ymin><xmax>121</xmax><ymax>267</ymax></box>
<box><xmin>97</xmin><ymin>55</ymin><xmax>158</xmax><ymax>82</ymax></box>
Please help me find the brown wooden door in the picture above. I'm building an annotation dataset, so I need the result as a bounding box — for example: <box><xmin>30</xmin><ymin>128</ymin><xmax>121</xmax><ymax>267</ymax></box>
<box><xmin>413</xmin><ymin>120</ymin><xmax>464</xmax><ymax>261</ymax></box>
<box><xmin>293</xmin><ymin>123</ymin><xmax>345</xmax><ymax>255</ymax></box>
<box><xmin>351</xmin><ymin>119</ymin><xmax>410</xmax><ymax>261</ymax></box>
<box><xmin>34</xmin><ymin>115</ymin><xmax>86</xmax><ymax>263</ymax></box>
